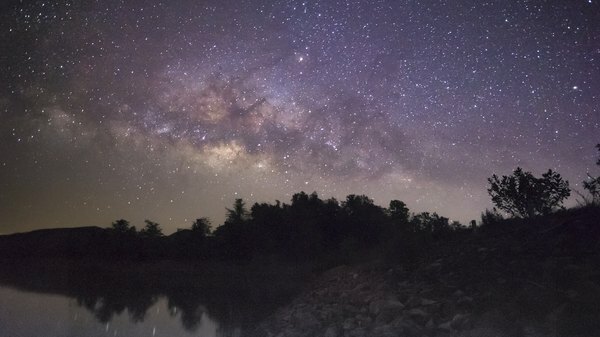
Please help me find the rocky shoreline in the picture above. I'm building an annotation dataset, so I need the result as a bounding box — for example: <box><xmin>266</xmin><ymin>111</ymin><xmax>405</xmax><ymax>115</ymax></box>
<box><xmin>254</xmin><ymin>262</ymin><xmax>487</xmax><ymax>337</ymax></box>
<box><xmin>252</xmin><ymin>207</ymin><xmax>600</xmax><ymax>337</ymax></box>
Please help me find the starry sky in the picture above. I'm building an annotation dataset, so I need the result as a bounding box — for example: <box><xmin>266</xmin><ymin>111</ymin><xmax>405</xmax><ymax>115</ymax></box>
<box><xmin>1</xmin><ymin>0</ymin><xmax>598</xmax><ymax>234</ymax></box>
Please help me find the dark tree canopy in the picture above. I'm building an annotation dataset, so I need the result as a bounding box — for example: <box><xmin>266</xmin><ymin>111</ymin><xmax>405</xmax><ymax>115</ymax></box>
<box><xmin>487</xmin><ymin>167</ymin><xmax>570</xmax><ymax>218</ymax></box>
<box><xmin>480</xmin><ymin>208</ymin><xmax>504</xmax><ymax>226</ymax></box>
<box><xmin>98</xmin><ymin>192</ymin><xmax>466</xmax><ymax>262</ymax></box>
<box><xmin>140</xmin><ymin>220</ymin><xmax>164</xmax><ymax>238</ymax></box>
<box><xmin>225</xmin><ymin>198</ymin><xmax>249</xmax><ymax>225</ymax></box>
<box><xmin>111</xmin><ymin>219</ymin><xmax>136</xmax><ymax>234</ymax></box>
<box><xmin>411</xmin><ymin>212</ymin><xmax>450</xmax><ymax>234</ymax></box>
<box><xmin>388</xmin><ymin>200</ymin><xmax>410</xmax><ymax>224</ymax></box>
<box><xmin>191</xmin><ymin>217</ymin><xmax>212</xmax><ymax>236</ymax></box>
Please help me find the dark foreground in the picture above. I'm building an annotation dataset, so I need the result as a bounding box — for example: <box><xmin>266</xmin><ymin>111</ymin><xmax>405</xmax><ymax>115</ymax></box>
<box><xmin>257</xmin><ymin>206</ymin><xmax>600</xmax><ymax>337</ymax></box>
<box><xmin>0</xmin><ymin>257</ymin><xmax>312</xmax><ymax>336</ymax></box>
<box><xmin>1</xmin><ymin>206</ymin><xmax>599</xmax><ymax>336</ymax></box>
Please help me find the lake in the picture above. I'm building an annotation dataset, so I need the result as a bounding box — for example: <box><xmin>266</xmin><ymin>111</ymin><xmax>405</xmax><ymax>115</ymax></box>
<box><xmin>0</xmin><ymin>285</ymin><xmax>242</xmax><ymax>337</ymax></box>
<box><xmin>0</xmin><ymin>259</ymin><xmax>308</xmax><ymax>337</ymax></box>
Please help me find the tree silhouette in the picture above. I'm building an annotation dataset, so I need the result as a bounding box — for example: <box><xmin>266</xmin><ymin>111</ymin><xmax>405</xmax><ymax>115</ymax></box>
<box><xmin>388</xmin><ymin>200</ymin><xmax>410</xmax><ymax>225</ymax></box>
<box><xmin>341</xmin><ymin>194</ymin><xmax>387</xmax><ymax>246</ymax></box>
<box><xmin>487</xmin><ymin>167</ymin><xmax>570</xmax><ymax>218</ymax></box>
<box><xmin>411</xmin><ymin>212</ymin><xmax>450</xmax><ymax>234</ymax></box>
<box><xmin>191</xmin><ymin>217</ymin><xmax>212</xmax><ymax>236</ymax></box>
<box><xmin>582</xmin><ymin>144</ymin><xmax>600</xmax><ymax>205</ymax></box>
<box><xmin>111</xmin><ymin>219</ymin><xmax>136</xmax><ymax>234</ymax></box>
<box><xmin>225</xmin><ymin>198</ymin><xmax>249</xmax><ymax>225</ymax></box>
<box><xmin>214</xmin><ymin>198</ymin><xmax>253</xmax><ymax>259</ymax></box>
<box><xmin>140</xmin><ymin>220</ymin><xmax>164</xmax><ymax>238</ymax></box>
<box><xmin>480</xmin><ymin>208</ymin><xmax>504</xmax><ymax>226</ymax></box>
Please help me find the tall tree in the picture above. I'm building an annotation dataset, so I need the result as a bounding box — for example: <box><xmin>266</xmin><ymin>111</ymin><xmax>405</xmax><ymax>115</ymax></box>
<box><xmin>225</xmin><ymin>198</ymin><xmax>249</xmax><ymax>225</ymax></box>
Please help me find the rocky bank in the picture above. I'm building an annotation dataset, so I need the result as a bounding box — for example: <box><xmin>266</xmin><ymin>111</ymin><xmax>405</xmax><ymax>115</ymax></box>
<box><xmin>254</xmin><ymin>207</ymin><xmax>600</xmax><ymax>337</ymax></box>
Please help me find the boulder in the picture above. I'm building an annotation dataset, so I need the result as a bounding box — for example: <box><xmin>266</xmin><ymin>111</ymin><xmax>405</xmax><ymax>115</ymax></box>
<box><xmin>450</xmin><ymin>313</ymin><xmax>471</xmax><ymax>330</ymax></box>
<box><xmin>292</xmin><ymin>310</ymin><xmax>320</xmax><ymax>331</ymax></box>
<box><xmin>408</xmin><ymin>308</ymin><xmax>429</xmax><ymax>319</ymax></box>
<box><xmin>342</xmin><ymin>318</ymin><xmax>356</xmax><ymax>331</ymax></box>
<box><xmin>420</xmin><ymin>298</ymin><xmax>437</xmax><ymax>306</ymax></box>
<box><xmin>323</xmin><ymin>326</ymin><xmax>339</xmax><ymax>337</ymax></box>
<box><xmin>370</xmin><ymin>298</ymin><xmax>405</xmax><ymax>317</ymax></box>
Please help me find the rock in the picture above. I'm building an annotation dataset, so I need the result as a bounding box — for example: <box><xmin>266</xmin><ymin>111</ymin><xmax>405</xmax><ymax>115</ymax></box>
<box><xmin>292</xmin><ymin>310</ymin><xmax>320</xmax><ymax>330</ymax></box>
<box><xmin>385</xmin><ymin>299</ymin><xmax>405</xmax><ymax>311</ymax></box>
<box><xmin>343</xmin><ymin>304</ymin><xmax>361</xmax><ymax>314</ymax></box>
<box><xmin>319</xmin><ymin>308</ymin><xmax>333</xmax><ymax>320</ymax></box>
<box><xmin>408</xmin><ymin>308</ymin><xmax>429</xmax><ymax>319</ymax></box>
<box><xmin>375</xmin><ymin>310</ymin><xmax>396</xmax><ymax>324</ymax></box>
<box><xmin>392</xmin><ymin>316</ymin><xmax>423</xmax><ymax>336</ymax></box>
<box><xmin>567</xmin><ymin>289</ymin><xmax>578</xmax><ymax>299</ymax></box>
<box><xmin>397</xmin><ymin>280</ymin><xmax>410</xmax><ymax>288</ymax></box>
<box><xmin>324</xmin><ymin>326</ymin><xmax>339</xmax><ymax>337</ymax></box>
<box><xmin>352</xmin><ymin>282</ymin><xmax>371</xmax><ymax>292</ymax></box>
<box><xmin>420</xmin><ymin>298</ymin><xmax>437</xmax><ymax>306</ymax></box>
<box><xmin>355</xmin><ymin>314</ymin><xmax>372</xmax><ymax>326</ymax></box>
<box><xmin>372</xmin><ymin>324</ymin><xmax>403</xmax><ymax>337</ymax></box>
<box><xmin>347</xmin><ymin>327</ymin><xmax>367</xmax><ymax>337</ymax></box>
<box><xmin>340</xmin><ymin>291</ymin><xmax>350</xmax><ymax>300</ymax></box>
<box><xmin>457</xmin><ymin>296</ymin><xmax>474</xmax><ymax>306</ymax></box>
<box><xmin>407</xmin><ymin>308</ymin><xmax>430</xmax><ymax>325</ymax></box>
<box><xmin>452</xmin><ymin>290</ymin><xmax>465</xmax><ymax>298</ymax></box>
<box><xmin>450</xmin><ymin>313</ymin><xmax>471</xmax><ymax>330</ymax></box>
<box><xmin>342</xmin><ymin>318</ymin><xmax>356</xmax><ymax>331</ymax></box>
<box><xmin>275</xmin><ymin>328</ymin><xmax>304</xmax><ymax>337</ymax></box>
<box><xmin>438</xmin><ymin>321</ymin><xmax>453</xmax><ymax>332</ymax></box>
<box><xmin>425</xmin><ymin>318</ymin><xmax>435</xmax><ymax>329</ymax></box>
<box><xmin>405</xmin><ymin>296</ymin><xmax>421</xmax><ymax>308</ymax></box>
<box><xmin>369</xmin><ymin>299</ymin><xmax>386</xmax><ymax>315</ymax></box>
<box><xmin>428</xmin><ymin>262</ymin><xmax>442</xmax><ymax>269</ymax></box>
<box><xmin>370</xmin><ymin>298</ymin><xmax>405</xmax><ymax>316</ymax></box>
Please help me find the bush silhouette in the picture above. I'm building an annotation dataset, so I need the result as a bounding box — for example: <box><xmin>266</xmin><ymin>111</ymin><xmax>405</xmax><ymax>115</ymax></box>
<box><xmin>488</xmin><ymin>167</ymin><xmax>570</xmax><ymax>218</ymax></box>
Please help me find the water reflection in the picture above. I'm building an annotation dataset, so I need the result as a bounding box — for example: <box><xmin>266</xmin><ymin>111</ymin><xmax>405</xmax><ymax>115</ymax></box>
<box><xmin>0</xmin><ymin>286</ymin><xmax>221</xmax><ymax>337</ymax></box>
<box><xmin>0</xmin><ymin>259</ymin><xmax>303</xmax><ymax>337</ymax></box>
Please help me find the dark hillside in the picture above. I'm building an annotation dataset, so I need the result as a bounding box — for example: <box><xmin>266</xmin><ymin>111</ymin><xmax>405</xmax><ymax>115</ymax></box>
<box><xmin>0</xmin><ymin>226</ymin><xmax>111</xmax><ymax>258</ymax></box>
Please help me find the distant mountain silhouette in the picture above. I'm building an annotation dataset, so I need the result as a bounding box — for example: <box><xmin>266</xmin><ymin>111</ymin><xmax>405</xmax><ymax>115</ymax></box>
<box><xmin>0</xmin><ymin>226</ymin><xmax>110</xmax><ymax>258</ymax></box>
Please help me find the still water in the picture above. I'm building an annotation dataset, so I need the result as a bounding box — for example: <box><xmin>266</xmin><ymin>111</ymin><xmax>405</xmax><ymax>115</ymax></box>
<box><xmin>0</xmin><ymin>259</ymin><xmax>303</xmax><ymax>337</ymax></box>
<box><xmin>0</xmin><ymin>285</ymin><xmax>232</xmax><ymax>337</ymax></box>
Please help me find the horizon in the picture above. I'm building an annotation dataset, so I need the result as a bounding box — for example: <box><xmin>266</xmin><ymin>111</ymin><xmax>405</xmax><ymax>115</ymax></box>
<box><xmin>1</xmin><ymin>0</ymin><xmax>598</xmax><ymax>234</ymax></box>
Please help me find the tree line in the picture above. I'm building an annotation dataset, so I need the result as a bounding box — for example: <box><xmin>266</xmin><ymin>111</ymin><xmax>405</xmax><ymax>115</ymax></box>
<box><xmin>110</xmin><ymin>192</ymin><xmax>460</xmax><ymax>261</ymax></box>
<box><xmin>106</xmin><ymin>144</ymin><xmax>598</xmax><ymax>262</ymax></box>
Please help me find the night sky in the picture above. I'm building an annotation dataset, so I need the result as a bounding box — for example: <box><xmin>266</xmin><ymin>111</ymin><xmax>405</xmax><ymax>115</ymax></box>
<box><xmin>1</xmin><ymin>0</ymin><xmax>598</xmax><ymax>234</ymax></box>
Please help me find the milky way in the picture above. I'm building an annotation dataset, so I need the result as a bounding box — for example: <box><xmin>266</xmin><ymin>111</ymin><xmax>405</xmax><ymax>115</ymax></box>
<box><xmin>1</xmin><ymin>0</ymin><xmax>598</xmax><ymax>233</ymax></box>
